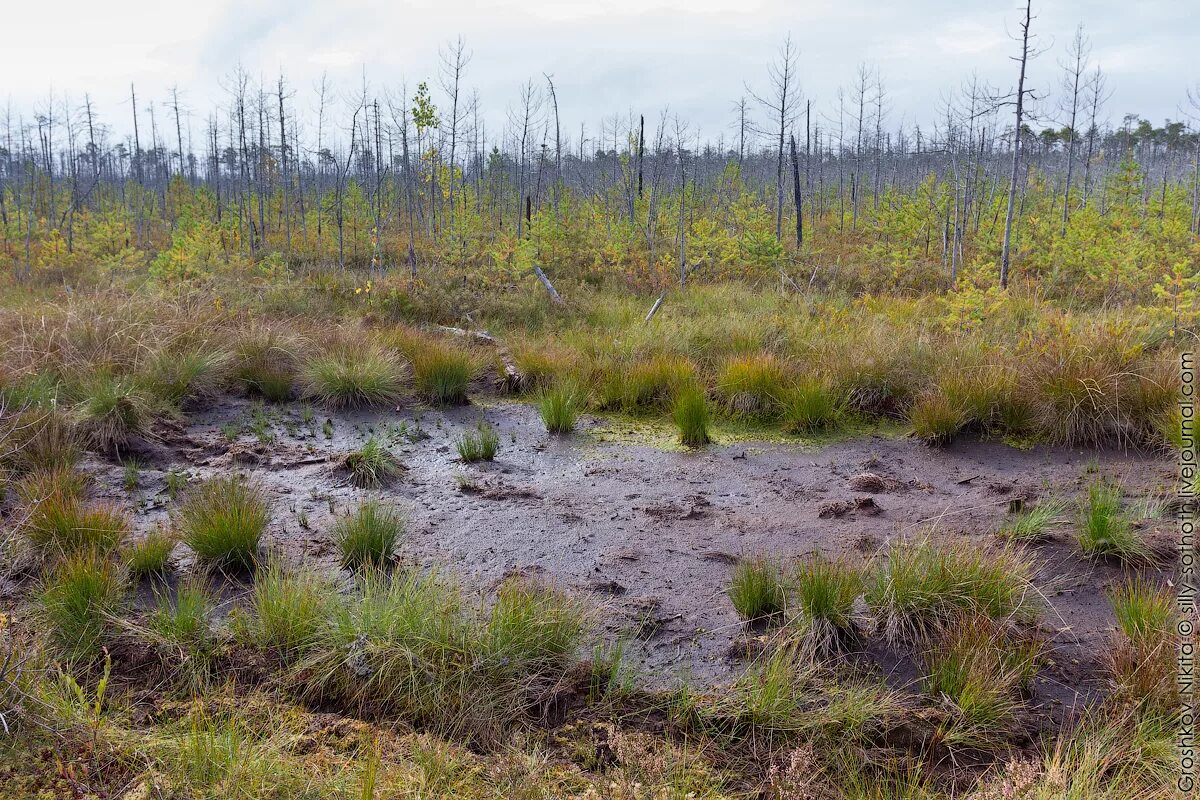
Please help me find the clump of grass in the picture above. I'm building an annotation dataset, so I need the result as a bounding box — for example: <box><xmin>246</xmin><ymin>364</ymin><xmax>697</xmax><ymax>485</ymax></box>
<box><xmin>456</xmin><ymin>422</ymin><xmax>499</xmax><ymax>462</ymax></box>
<box><xmin>233</xmin><ymin>327</ymin><xmax>297</xmax><ymax>402</ymax></box>
<box><xmin>792</xmin><ymin>556</ymin><xmax>862</xmax><ymax>651</ymax></box>
<box><xmin>909</xmin><ymin>390</ymin><xmax>966</xmax><ymax>445</ymax></box>
<box><xmin>673</xmin><ymin>385</ymin><xmax>711</xmax><ymax>448</ymax></box>
<box><xmin>923</xmin><ymin>616</ymin><xmax>1038</xmax><ymax>749</ymax></box>
<box><xmin>248</xmin><ymin>563</ymin><xmax>338</xmax><ymax>660</ymax></box>
<box><xmin>780</xmin><ymin>379</ymin><xmax>843</xmax><ymax>434</ymax></box>
<box><xmin>342</xmin><ymin>436</ymin><xmax>404</xmax><ymax>488</ymax></box>
<box><xmin>1109</xmin><ymin>576</ymin><xmax>1173</xmax><ymax>642</ymax></box>
<box><xmin>334</xmin><ymin>500</ymin><xmax>404</xmax><ymax>569</ymax></box>
<box><xmin>126</xmin><ymin>527</ymin><xmax>177</xmax><ymax>577</ymax></box>
<box><xmin>729</xmin><ymin>557</ymin><xmax>787</xmax><ymax>621</ymax></box>
<box><xmin>539</xmin><ymin>383</ymin><xmax>582</xmax><ymax>434</ymax></box>
<box><xmin>39</xmin><ymin>548</ymin><xmax>126</xmax><ymax>663</ymax></box>
<box><xmin>717</xmin><ymin>353</ymin><xmax>788</xmax><ymax>417</ymax></box>
<box><xmin>164</xmin><ymin>469</ymin><xmax>189</xmax><ymax>499</ymax></box>
<box><xmin>122</xmin><ymin>458</ymin><xmax>141</xmax><ymax>492</ymax></box>
<box><xmin>147</xmin><ymin>581</ymin><xmax>215</xmax><ymax>679</ymax></box>
<box><xmin>409</xmin><ymin>345</ymin><xmax>476</xmax><ymax>406</ymax></box>
<box><xmin>864</xmin><ymin>538</ymin><xmax>1038</xmax><ymax>643</ymax></box>
<box><xmin>1107</xmin><ymin>577</ymin><xmax>1177</xmax><ymax>714</ymax></box>
<box><xmin>0</xmin><ymin>407</ymin><xmax>80</xmax><ymax>475</ymax></box>
<box><xmin>177</xmin><ymin>476</ymin><xmax>269</xmax><ymax>570</ymax></box>
<box><xmin>140</xmin><ymin>346</ymin><xmax>229</xmax><ymax>407</ymax></box>
<box><xmin>606</xmin><ymin>355</ymin><xmax>696</xmax><ymax>413</ymax></box>
<box><xmin>301</xmin><ymin>347</ymin><xmax>405</xmax><ymax>409</ymax></box>
<box><xmin>721</xmin><ymin>642</ymin><xmax>816</xmax><ymax>735</ymax></box>
<box><xmin>73</xmin><ymin>373</ymin><xmax>152</xmax><ymax>453</ymax></box>
<box><xmin>484</xmin><ymin>578</ymin><xmax>588</xmax><ymax>678</ymax></box>
<box><xmin>1077</xmin><ymin>481</ymin><xmax>1152</xmax><ymax>564</ymax></box>
<box><xmin>999</xmin><ymin>498</ymin><xmax>1068</xmax><ymax>542</ymax></box>
<box><xmin>18</xmin><ymin>469</ymin><xmax>127</xmax><ymax>556</ymax></box>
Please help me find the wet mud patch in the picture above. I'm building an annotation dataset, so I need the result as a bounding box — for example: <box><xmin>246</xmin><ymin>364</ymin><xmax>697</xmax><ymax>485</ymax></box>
<box><xmin>86</xmin><ymin>396</ymin><xmax>1172</xmax><ymax>721</ymax></box>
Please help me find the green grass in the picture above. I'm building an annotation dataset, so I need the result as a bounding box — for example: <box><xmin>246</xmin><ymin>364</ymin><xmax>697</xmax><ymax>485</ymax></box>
<box><xmin>998</xmin><ymin>498</ymin><xmax>1069</xmax><ymax>542</ymax></box>
<box><xmin>909</xmin><ymin>390</ymin><xmax>966</xmax><ymax>445</ymax></box>
<box><xmin>1077</xmin><ymin>481</ymin><xmax>1153</xmax><ymax>564</ymax></box>
<box><xmin>484</xmin><ymin>579</ymin><xmax>588</xmax><ymax>679</ymax></box>
<box><xmin>17</xmin><ymin>469</ymin><xmax>127</xmax><ymax>556</ymax></box>
<box><xmin>343</xmin><ymin>436</ymin><xmax>404</xmax><ymax>488</ymax></box>
<box><xmin>728</xmin><ymin>557</ymin><xmax>786</xmax><ymax>621</ymax></box>
<box><xmin>1109</xmin><ymin>576</ymin><xmax>1173</xmax><ymax>642</ymax></box>
<box><xmin>248</xmin><ymin>563</ymin><xmax>338</xmax><ymax>660</ymax></box>
<box><xmin>125</xmin><ymin>527</ymin><xmax>177</xmax><ymax>577</ymax></box>
<box><xmin>792</xmin><ymin>556</ymin><xmax>862</xmax><ymax>651</ymax></box>
<box><xmin>456</xmin><ymin>422</ymin><xmax>499</xmax><ymax>462</ymax></box>
<box><xmin>672</xmin><ymin>385</ymin><xmax>711</xmax><ymax>448</ymax></box>
<box><xmin>0</xmin><ymin>407</ymin><xmax>81</xmax><ymax>475</ymax></box>
<box><xmin>233</xmin><ymin>327</ymin><xmax>297</xmax><ymax>402</ymax></box>
<box><xmin>410</xmin><ymin>346</ymin><xmax>475</xmax><ymax>406</ymax></box>
<box><xmin>717</xmin><ymin>353</ymin><xmax>788</xmax><ymax>417</ymax></box>
<box><xmin>148</xmin><ymin>580</ymin><xmax>215</xmax><ymax>680</ymax></box>
<box><xmin>539</xmin><ymin>383</ymin><xmax>583</xmax><ymax>434</ymax></box>
<box><xmin>334</xmin><ymin>500</ymin><xmax>404</xmax><ymax>569</ymax></box>
<box><xmin>301</xmin><ymin>347</ymin><xmax>405</xmax><ymax>409</ymax></box>
<box><xmin>780</xmin><ymin>379</ymin><xmax>843</xmax><ymax>434</ymax></box>
<box><xmin>178</xmin><ymin>476</ymin><xmax>269</xmax><ymax>570</ymax></box>
<box><xmin>140</xmin><ymin>346</ymin><xmax>229</xmax><ymax>407</ymax></box>
<box><xmin>73</xmin><ymin>373</ymin><xmax>152</xmax><ymax>453</ymax></box>
<box><xmin>864</xmin><ymin>538</ymin><xmax>1038</xmax><ymax>643</ymax></box>
<box><xmin>38</xmin><ymin>548</ymin><xmax>126</xmax><ymax>663</ymax></box>
<box><xmin>601</xmin><ymin>355</ymin><xmax>696</xmax><ymax>414</ymax></box>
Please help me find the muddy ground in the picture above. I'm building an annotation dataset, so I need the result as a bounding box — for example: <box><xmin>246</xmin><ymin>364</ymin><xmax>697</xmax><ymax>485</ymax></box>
<box><xmin>87</xmin><ymin>396</ymin><xmax>1174</xmax><ymax>727</ymax></box>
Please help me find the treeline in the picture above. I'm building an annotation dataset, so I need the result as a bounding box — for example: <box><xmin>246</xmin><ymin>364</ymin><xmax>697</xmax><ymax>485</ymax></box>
<box><xmin>1</xmin><ymin>27</ymin><xmax>1199</xmax><ymax>306</ymax></box>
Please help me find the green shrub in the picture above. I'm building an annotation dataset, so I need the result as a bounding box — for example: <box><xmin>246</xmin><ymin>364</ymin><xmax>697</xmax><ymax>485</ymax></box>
<box><xmin>334</xmin><ymin>500</ymin><xmax>404</xmax><ymax>569</ymax></box>
<box><xmin>39</xmin><ymin>549</ymin><xmax>126</xmax><ymax>663</ymax></box>
<box><xmin>456</xmin><ymin>422</ymin><xmax>499</xmax><ymax>462</ymax></box>
<box><xmin>302</xmin><ymin>347</ymin><xmax>405</xmax><ymax>409</ymax></box>
<box><xmin>539</xmin><ymin>383</ymin><xmax>582</xmax><ymax>434</ymax></box>
<box><xmin>343</xmin><ymin>436</ymin><xmax>404</xmax><ymax>488</ymax></box>
<box><xmin>729</xmin><ymin>557</ymin><xmax>786</xmax><ymax>621</ymax></box>
<box><xmin>178</xmin><ymin>477</ymin><xmax>269</xmax><ymax>570</ymax></box>
<box><xmin>673</xmin><ymin>385</ymin><xmax>711</xmax><ymax>448</ymax></box>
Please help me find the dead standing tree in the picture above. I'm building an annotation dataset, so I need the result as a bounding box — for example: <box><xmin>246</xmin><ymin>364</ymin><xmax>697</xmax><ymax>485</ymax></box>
<box><xmin>997</xmin><ymin>0</ymin><xmax>1042</xmax><ymax>290</ymax></box>
<box><xmin>749</xmin><ymin>35</ymin><xmax>801</xmax><ymax>242</ymax></box>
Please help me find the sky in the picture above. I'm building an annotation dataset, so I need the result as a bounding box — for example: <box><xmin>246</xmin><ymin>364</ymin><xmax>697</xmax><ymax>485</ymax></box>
<box><xmin>1</xmin><ymin>0</ymin><xmax>1195</xmax><ymax>148</ymax></box>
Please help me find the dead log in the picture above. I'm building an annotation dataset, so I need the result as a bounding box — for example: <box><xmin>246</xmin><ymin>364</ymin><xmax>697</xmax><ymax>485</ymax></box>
<box><xmin>532</xmin><ymin>264</ymin><xmax>565</xmax><ymax>305</ymax></box>
<box><xmin>436</xmin><ymin>325</ymin><xmax>522</xmax><ymax>392</ymax></box>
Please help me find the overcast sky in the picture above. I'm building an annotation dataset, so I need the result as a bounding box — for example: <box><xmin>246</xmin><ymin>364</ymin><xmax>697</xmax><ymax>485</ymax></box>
<box><xmin>2</xmin><ymin>0</ymin><xmax>1195</xmax><ymax>147</ymax></box>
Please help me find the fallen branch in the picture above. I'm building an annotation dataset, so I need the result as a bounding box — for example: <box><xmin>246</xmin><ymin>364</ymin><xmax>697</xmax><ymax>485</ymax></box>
<box><xmin>532</xmin><ymin>264</ymin><xmax>565</xmax><ymax>305</ymax></box>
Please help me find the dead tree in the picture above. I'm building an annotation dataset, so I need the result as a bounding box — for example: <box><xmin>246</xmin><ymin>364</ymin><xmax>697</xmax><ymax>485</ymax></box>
<box><xmin>750</xmin><ymin>35</ymin><xmax>801</xmax><ymax>241</ymax></box>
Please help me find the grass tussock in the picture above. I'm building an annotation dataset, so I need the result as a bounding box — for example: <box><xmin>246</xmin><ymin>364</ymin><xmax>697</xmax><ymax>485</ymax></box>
<box><xmin>998</xmin><ymin>498</ymin><xmax>1069</xmax><ymax>542</ymax></box>
<box><xmin>248</xmin><ymin>563</ymin><xmax>337</xmax><ymax>661</ymax></box>
<box><xmin>1107</xmin><ymin>577</ymin><xmax>1177</xmax><ymax>715</ymax></box>
<box><xmin>1077</xmin><ymin>481</ymin><xmax>1153</xmax><ymax>564</ymax></box>
<box><xmin>791</xmin><ymin>556</ymin><xmax>862</xmax><ymax>652</ymax></box>
<box><xmin>343</xmin><ymin>436</ymin><xmax>404</xmax><ymax>488</ymax></box>
<box><xmin>455</xmin><ymin>422</ymin><xmax>499</xmax><ymax>462</ymax></box>
<box><xmin>0</xmin><ymin>407</ymin><xmax>81</xmax><ymax>475</ymax></box>
<box><xmin>729</xmin><ymin>557</ymin><xmax>787</xmax><ymax>621</ymax></box>
<box><xmin>538</xmin><ymin>382</ymin><xmax>583</xmax><ymax>434</ymax></box>
<box><xmin>672</xmin><ymin>385</ymin><xmax>711</xmax><ymax>448</ymax></box>
<box><xmin>408</xmin><ymin>344</ymin><xmax>476</xmax><ymax>406</ymax></box>
<box><xmin>72</xmin><ymin>373</ymin><xmax>153</xmax><ymax>453</ymax></box>
<box><xmin>178</xmin><ymin>476</ymin><xmax>269</xmax><ymax>570</ymax></box>
<box><xmin>38</xmin><ymin>548</ymin><xmax>126</xmax><ymax>663</ymax></box>
<box><xmin>301</xmin><ymin>346</ymin><xmax>405</xmax><ymax>409</ymax></box>
<box><xmin>717</xmin><ymin>353</ymin><xmax>788</xmax><ymax>417</ymax></box>
<box><xmin>600</xmin><ymin>355</ymin><xmax>696</xmax><ymax>413</ymax></box>
<box><xmin>909</xmin><ymin>389</ymin><xmax>966</xmax><ymax>445</ymax></box>
<box><xmin>233</xmin><ymin>326</ymin><xmax>298</xmax><ymax>402</ymax></box>
<box><xmin>17</xmin><ymin>469</ymin><xmax>127</xmax><ymax>556</ymax></box>
<box><xmin>334</xmin><ymin>500</ymin><xmax>404</xmax><ymax>569</ymax></box>
<box><xmin>864</xmin><ymin>538</ymin><xmax>1038</xmax><ymax>644</ymax></box>
<box><xmin>139</xmin><ymin>345</ymin><xmax>229</xmax><ymax>407</ymax></box>
<box><xmin>125</xmin><ymin>528</ymin><xmax>177</xmax><ymax>577</ymax></box>
<box><xmin>780</xmin><ymin>378</ymin><xmax>844</xmax><ymax>435</ymax></box>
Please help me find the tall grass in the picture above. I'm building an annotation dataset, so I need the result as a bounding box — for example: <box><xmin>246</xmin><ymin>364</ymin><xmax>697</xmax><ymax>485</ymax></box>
<box><xmin>409</xmin><ymin>346</ymin><xmax>476</xmax><ymax>405</ymax></box>
<box><xmin>334</xmin><ymin>500</ymin><xmax>404</xmax><ymax>569</ymax></box>
<box><xmin>1077</xmin><ymin>481</ymin><xmax>1152</xmax><ymax>564</ymax></box>
<box><xmin>728</xmin><ymin>558</ymin><xmax>786</xmax><ymax>621</ymax></box>
<box><xmin>248</xmin><ymin>563</ymin><xmax>338</xmax><ymax>660</ymax></box>
<box><xmin>39</xmin><ymin>548</ymin><xmax>126</xmax><ymax>663</ymax></box>
<box><xmin>864</xmin><ymin>538</ymin><xmax>1038</xmax><ymax>643</ymax></box>
<box><xmin>125</xmin><ymin>527</ymin><xmax>177</xmax><ymax>577</ymax></box>
<box><xmin>780</xmin><ymin>379</ymin><xmax>843</xmax><ymax>435</ymax></box>
<box><xmin>301</xmin><ymin>347</ymin><xmax>405</xmax><ymax>409</ymax></box>
<box><xmin>998</xmin><ymin>498</ymin><xmax>1069</xmax><ymax>542</ymax></box>
<box><xmin>538</xmin><ymin>383</ymin><xmax>582</xmax><ymax>434</ymax></box>
<box><xmin>233</xmin><ymin>326</ymin><xmax>298</xmax><ymax>402</ymax></box>
<box><xmin>178</xmin><ymin>477</ymin><xmax>269</xmax><ymax>570</ymax></box>
<box><xmin>717</xmin><ymin>354</ymin><xmax>788</xmax><ymax>417</ymax></box>
<box><xmin>18</xmin><ymin>469</ymin><xmax>127</xmax><ymax>556</ymax></box>
<box><xmin>673</xmin><ymin>385</ymin><xmax>711</xmax><ymax>448</ymax></box>
<box><xmin>792</xmin><ymin>556</ymin><xmax>862</xmax><ymax>651</ymax></box>
<box><xmin>343</xmin><ymin>436</ymin><xmax>404</xmax><ymax>488</ymax></box>
<box><xmin>73</xmin><ymin>373</ymin><xmax>153</xmax><ymax>453</ymax></box>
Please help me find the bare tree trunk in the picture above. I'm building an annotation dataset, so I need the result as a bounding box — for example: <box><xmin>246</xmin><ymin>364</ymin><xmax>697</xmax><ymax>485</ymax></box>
<box><xmin>1000</xmin><ymin>0</ymin><xmax>1034</xmax><ymax>290</ymax></box>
